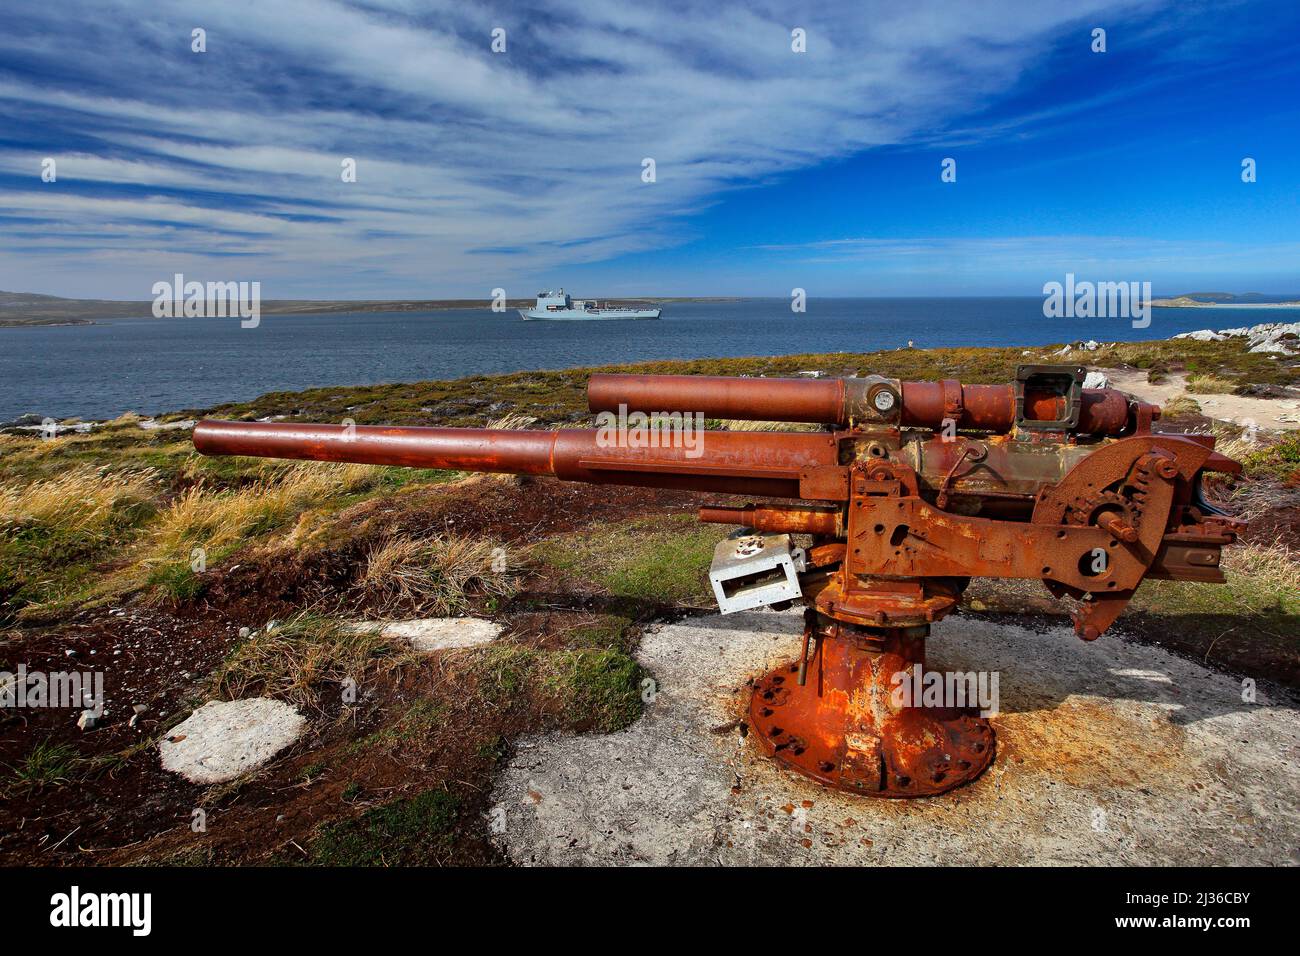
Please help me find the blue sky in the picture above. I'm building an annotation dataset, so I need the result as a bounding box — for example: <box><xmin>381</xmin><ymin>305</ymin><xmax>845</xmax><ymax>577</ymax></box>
<box><xmin>0</xmin><ymin>0</ymin><xmax>1296</xmax><ymax>299</ymax></box>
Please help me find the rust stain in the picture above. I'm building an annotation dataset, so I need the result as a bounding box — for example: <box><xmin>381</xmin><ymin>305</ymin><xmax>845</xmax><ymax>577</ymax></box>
<box><xmin>995</xmin><ymin>698</ymin><xmax>1191</xmax><ymax>790</ymax></box>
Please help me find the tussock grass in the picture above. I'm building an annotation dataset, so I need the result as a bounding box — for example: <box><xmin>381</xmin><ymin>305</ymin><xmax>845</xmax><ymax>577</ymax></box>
<box><xmin>0</xmin><ymin>468</ymin><xmax>158</xmax><ymax>617</ymax></box>
<box><xmin>151</xmin><ymin>462</ymin><xmax>382</xmax><ymax>554</ymax></box>
<box><xmin>1185</xmin><ymin>373</ymin><xmax>1236</xmax><ymax>394</ymax></box>
<box><xmin>6</xmin><ymin>739</ymin><xmax>82</xmax><ymax>792</ymax></box>
<box><xmin>1205</xmin><ymin>421</ymin><xmax>1259</xmax><ymax>464</ymax></box>
<box><xmin>213</xmin><ymin>613</ymin><xmax>404</xmax><ymax>707</ymax></box>
<box><xmin>1160</xmin><ymin>395</ymin><xmax>1202</xmax><ymax>418</ymax></box>
<box><xmin>485</xmin><ymin>412</ymin><xmax>538</xmax><ymax>430</ymax></box>
<box><xmin>719</xmin><ymin>419</ymin><xmax>823</xmax><ymax>432</ymax></box>
<box><xmin>0</xmin><ymin>467</ymin><xmax>156</xmax><ymax>541</ymax></box>
<box><xmin>359</xmin><ymin>534</ymin><xmax>518</xmax><ymax>614</ymax></box>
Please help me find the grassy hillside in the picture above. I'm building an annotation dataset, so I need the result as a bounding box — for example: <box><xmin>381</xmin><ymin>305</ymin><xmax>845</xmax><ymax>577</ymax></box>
<box><xmin>1</xmin><ymin>334</ymin><xmax>1295</xmax><ymax>865</ymax></box>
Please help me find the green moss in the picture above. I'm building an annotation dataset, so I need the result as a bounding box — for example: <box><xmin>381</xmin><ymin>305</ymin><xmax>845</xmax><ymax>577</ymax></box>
<box><xmin>537</xmin><ymin>515</ymin><xmax>718</xmax><ymax>605</ymax></box>
<box><xmin>567</xmin><ymin>614</ymin><xmax>635</xmax><ymax>651</ymax></box>
<box><xmin>546</xmin><ymin>648</ymin><xmax>644</xmax><ymax>733</ymax></box>
<box><xmin>475</xmin><ymin>734</ymin><xmax>506</xmax><ymax>761</ymax></box>
<box><xmin>147</xmin><ymin>845</ymin><xmax>217</xmax><ymax>867</ymax></box>
<box><xmin>350</xmin><ymin>698</ymin><xmax>448</xmax><ymax>753</ymax></box>
<box><xmin>307</xmin><ymin>789</ymin><xmax>459</xmax><ymax>865</ymax></box>
<box><xmin>146</xmin><ymin>560</ymin><xmax>210</xmax><ymax>602</ymax></box>
<box><xmin>469</xmin><ymin>644</ymin><xmax>537</xmax><ymax>704</ymax></box>
<box><xmin>466</xmin><ymin>643</ymin><xmax>643</xmax><ymax>732</ymax></box>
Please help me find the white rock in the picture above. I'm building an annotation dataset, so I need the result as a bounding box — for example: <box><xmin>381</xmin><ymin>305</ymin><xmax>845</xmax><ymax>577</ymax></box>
<box><xmin>1082</xmin><ymin>371</ymin><xmax>1109</xmax><ymax>389</ymax></box>
<box><xmin>347</xmin><ymin>616</ymin><xmax>503</xmax><ymax>652</ymax></box>
<box><xmin>159</xmin><ymin>698</ymin><xmax>306</xmax><ymax>784</ymax></box>
<box><xmin>1175</xmin><ymin>329</ymin><xmax>1226</xmax><ymax>342</ymax></box>
<box><xmin>138</xmin><ymin>418</ymin><xmax>197</xmax><ymax>431</ymax></box>
<box><xmin>1175</xmin><ymin>321</ymin><xmax>1300</xmax><ymax>355</ymax></box>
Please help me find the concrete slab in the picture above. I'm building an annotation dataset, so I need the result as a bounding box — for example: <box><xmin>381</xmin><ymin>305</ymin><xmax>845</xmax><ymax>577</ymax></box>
<box><xmin>159</xmin><ymin>698</ymin><xmax>306</xmax><ymax>785</ymax></box>
<box><xmin>490</xmin><ymin>610</ymin><xmax>1300</xmax><ymax>866</ymax></box>
<box><xmin>347</xmin><ymin>617</ymin><xmax>502</xmax><ymax>652</ymax></box>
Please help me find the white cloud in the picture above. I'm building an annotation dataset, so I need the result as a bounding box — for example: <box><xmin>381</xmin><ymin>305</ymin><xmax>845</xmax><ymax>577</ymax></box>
<box><xmin>0</xmin><ymin>0</ymin><xmax>1157</xmax><ymax>297</ymax></box>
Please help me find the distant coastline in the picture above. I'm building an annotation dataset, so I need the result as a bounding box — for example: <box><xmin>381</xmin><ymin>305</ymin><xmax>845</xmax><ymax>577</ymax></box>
<box><xmin>1151</xmin><ymin>296</ymin><xmax>1300</xmax><ymax>309</ymax></box>
<box><xmin>0</xmin><ymin>291</ymin><xmax>741</xmax><ymax>328</ymax></box>
<box><xmin>2</xmin><ymin>318</ymin><xmax>97</xmax><ymax>328</ymax></box>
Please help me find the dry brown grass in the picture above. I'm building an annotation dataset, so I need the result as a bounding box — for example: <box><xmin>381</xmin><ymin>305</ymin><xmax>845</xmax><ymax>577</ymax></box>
<box><xmin>485</xmin><ymin>412</ymin><xmax>538</xmax><ymax>430</ymax></box>
<box><xmin>359</xmin><ymin>534</ymin><xmax>519</xmax><ymax>613</ymax></box>
<box><xmin>1224</xmin><ymin>540</ymin><xmax>1300</xmax><ymax>599</ymax></box>
<box><xmin>0</xmin><ymin>467</ymin><xmax>156</xmax><ymax>539</ymax></box>
<box><xmin>212</xmin><ymin>613</ymin><xmax>405</xmax><ymax>708</ymax></box>
<box><xmin>1185</xmin><ymin>373</ymin><xmax>1236</xmax><ymax>395</ymax></box>
<box><xmin>718</xmin><ymin>419</ymin><xmax>823</xmax><ymax>432</ymax></box>
<box><xmin>151</xmin><ymin>462</ymin><xmax>382</xmax><ymax>554</ymax></box>
<box><xmin>1160</xmin><ymin>395</ymin><xmax>1202</xmax><ymax>418</ymax></box>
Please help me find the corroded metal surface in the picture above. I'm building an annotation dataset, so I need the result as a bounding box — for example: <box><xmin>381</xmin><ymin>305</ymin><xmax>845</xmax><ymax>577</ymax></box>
<box><xmin>748</xmin><ymin>614</ymin><xmax>995</xmax><ymax>797</ymax></box>
<box><xmin>588</xmin><ymin>371</ymin><xmax>1149</xmax><ymax>434</ymax></box>
<box><xmin>192</xmin><ymin>420</ymin><xmax>839</xmax><ymax>498</ymax></box>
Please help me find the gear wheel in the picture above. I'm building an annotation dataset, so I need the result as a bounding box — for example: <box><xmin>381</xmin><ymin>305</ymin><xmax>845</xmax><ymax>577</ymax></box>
<box><xmin>1063</xmin><ymin>488</ymin><xmax>1140</xmax><ymax>531</ymax></box>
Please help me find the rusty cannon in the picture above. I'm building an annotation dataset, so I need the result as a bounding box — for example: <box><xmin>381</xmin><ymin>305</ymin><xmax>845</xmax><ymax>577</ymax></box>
<box><xmin>193</xmin><ymin>364</ymin><xmax>1244</xmax><ymax>798</ymax></box>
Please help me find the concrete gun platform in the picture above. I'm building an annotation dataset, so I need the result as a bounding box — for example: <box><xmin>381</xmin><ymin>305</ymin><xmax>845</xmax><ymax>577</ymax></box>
<box><xmin>490</xmin><ymin>611</ymin><xmax>1300</xmax><ymax>866</ymax></box>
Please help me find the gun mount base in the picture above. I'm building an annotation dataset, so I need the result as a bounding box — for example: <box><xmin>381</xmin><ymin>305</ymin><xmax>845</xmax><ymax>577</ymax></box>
<box><xmin>748</xmin><ymin>612</ymin><xmax>994</xmax><ymax>797</ymax></box>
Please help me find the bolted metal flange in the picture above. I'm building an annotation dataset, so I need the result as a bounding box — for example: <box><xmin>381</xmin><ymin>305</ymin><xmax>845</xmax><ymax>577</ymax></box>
<box><xmin>748</xmin><ymin>613</ymin><xmax>995</xmax><ymax>798</ymax></box>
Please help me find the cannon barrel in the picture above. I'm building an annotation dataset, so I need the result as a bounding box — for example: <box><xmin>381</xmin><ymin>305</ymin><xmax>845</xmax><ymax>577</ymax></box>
<box><xmin>587</xmin><ymin>373</ymin><xmax>1139</xmax><ymax>434</ymax></box>
<box><xmin>192</xmin><ymin>419</ymin><xmax>838</xmax><ymax>498</ymax></box>
<box><xmin>191</xmin><ymin>367</ymin><xmax>1239</xmax><ymax>802</ymax></box>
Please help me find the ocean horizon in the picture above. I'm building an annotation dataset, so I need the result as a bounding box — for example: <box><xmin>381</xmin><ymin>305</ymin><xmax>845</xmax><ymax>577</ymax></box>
<box><xmin>2</xmin><ymin>296</ymin><xmax>1296</xmax><ymax>421</ymax></box>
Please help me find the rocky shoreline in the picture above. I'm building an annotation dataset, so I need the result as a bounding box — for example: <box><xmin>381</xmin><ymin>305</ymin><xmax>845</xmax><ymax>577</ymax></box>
<box><xmin>1174</xmin><ymin>319</ymin><xmax>1300</xmax><ymax>355</ymax></box>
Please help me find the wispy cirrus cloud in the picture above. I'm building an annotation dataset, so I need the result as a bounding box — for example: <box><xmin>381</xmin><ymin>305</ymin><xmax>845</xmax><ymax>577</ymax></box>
<box><xmin>0</xmin><ymin>0</ymin><xmax>1164</xmax><ymax>298</ymax></box>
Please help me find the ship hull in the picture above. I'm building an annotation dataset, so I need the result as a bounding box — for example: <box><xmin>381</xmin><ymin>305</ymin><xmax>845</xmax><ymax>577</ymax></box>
<box><xmin>518</xmin><ymin>308</ymin><xmax>661</xmax><ymax>321</ymax></box>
